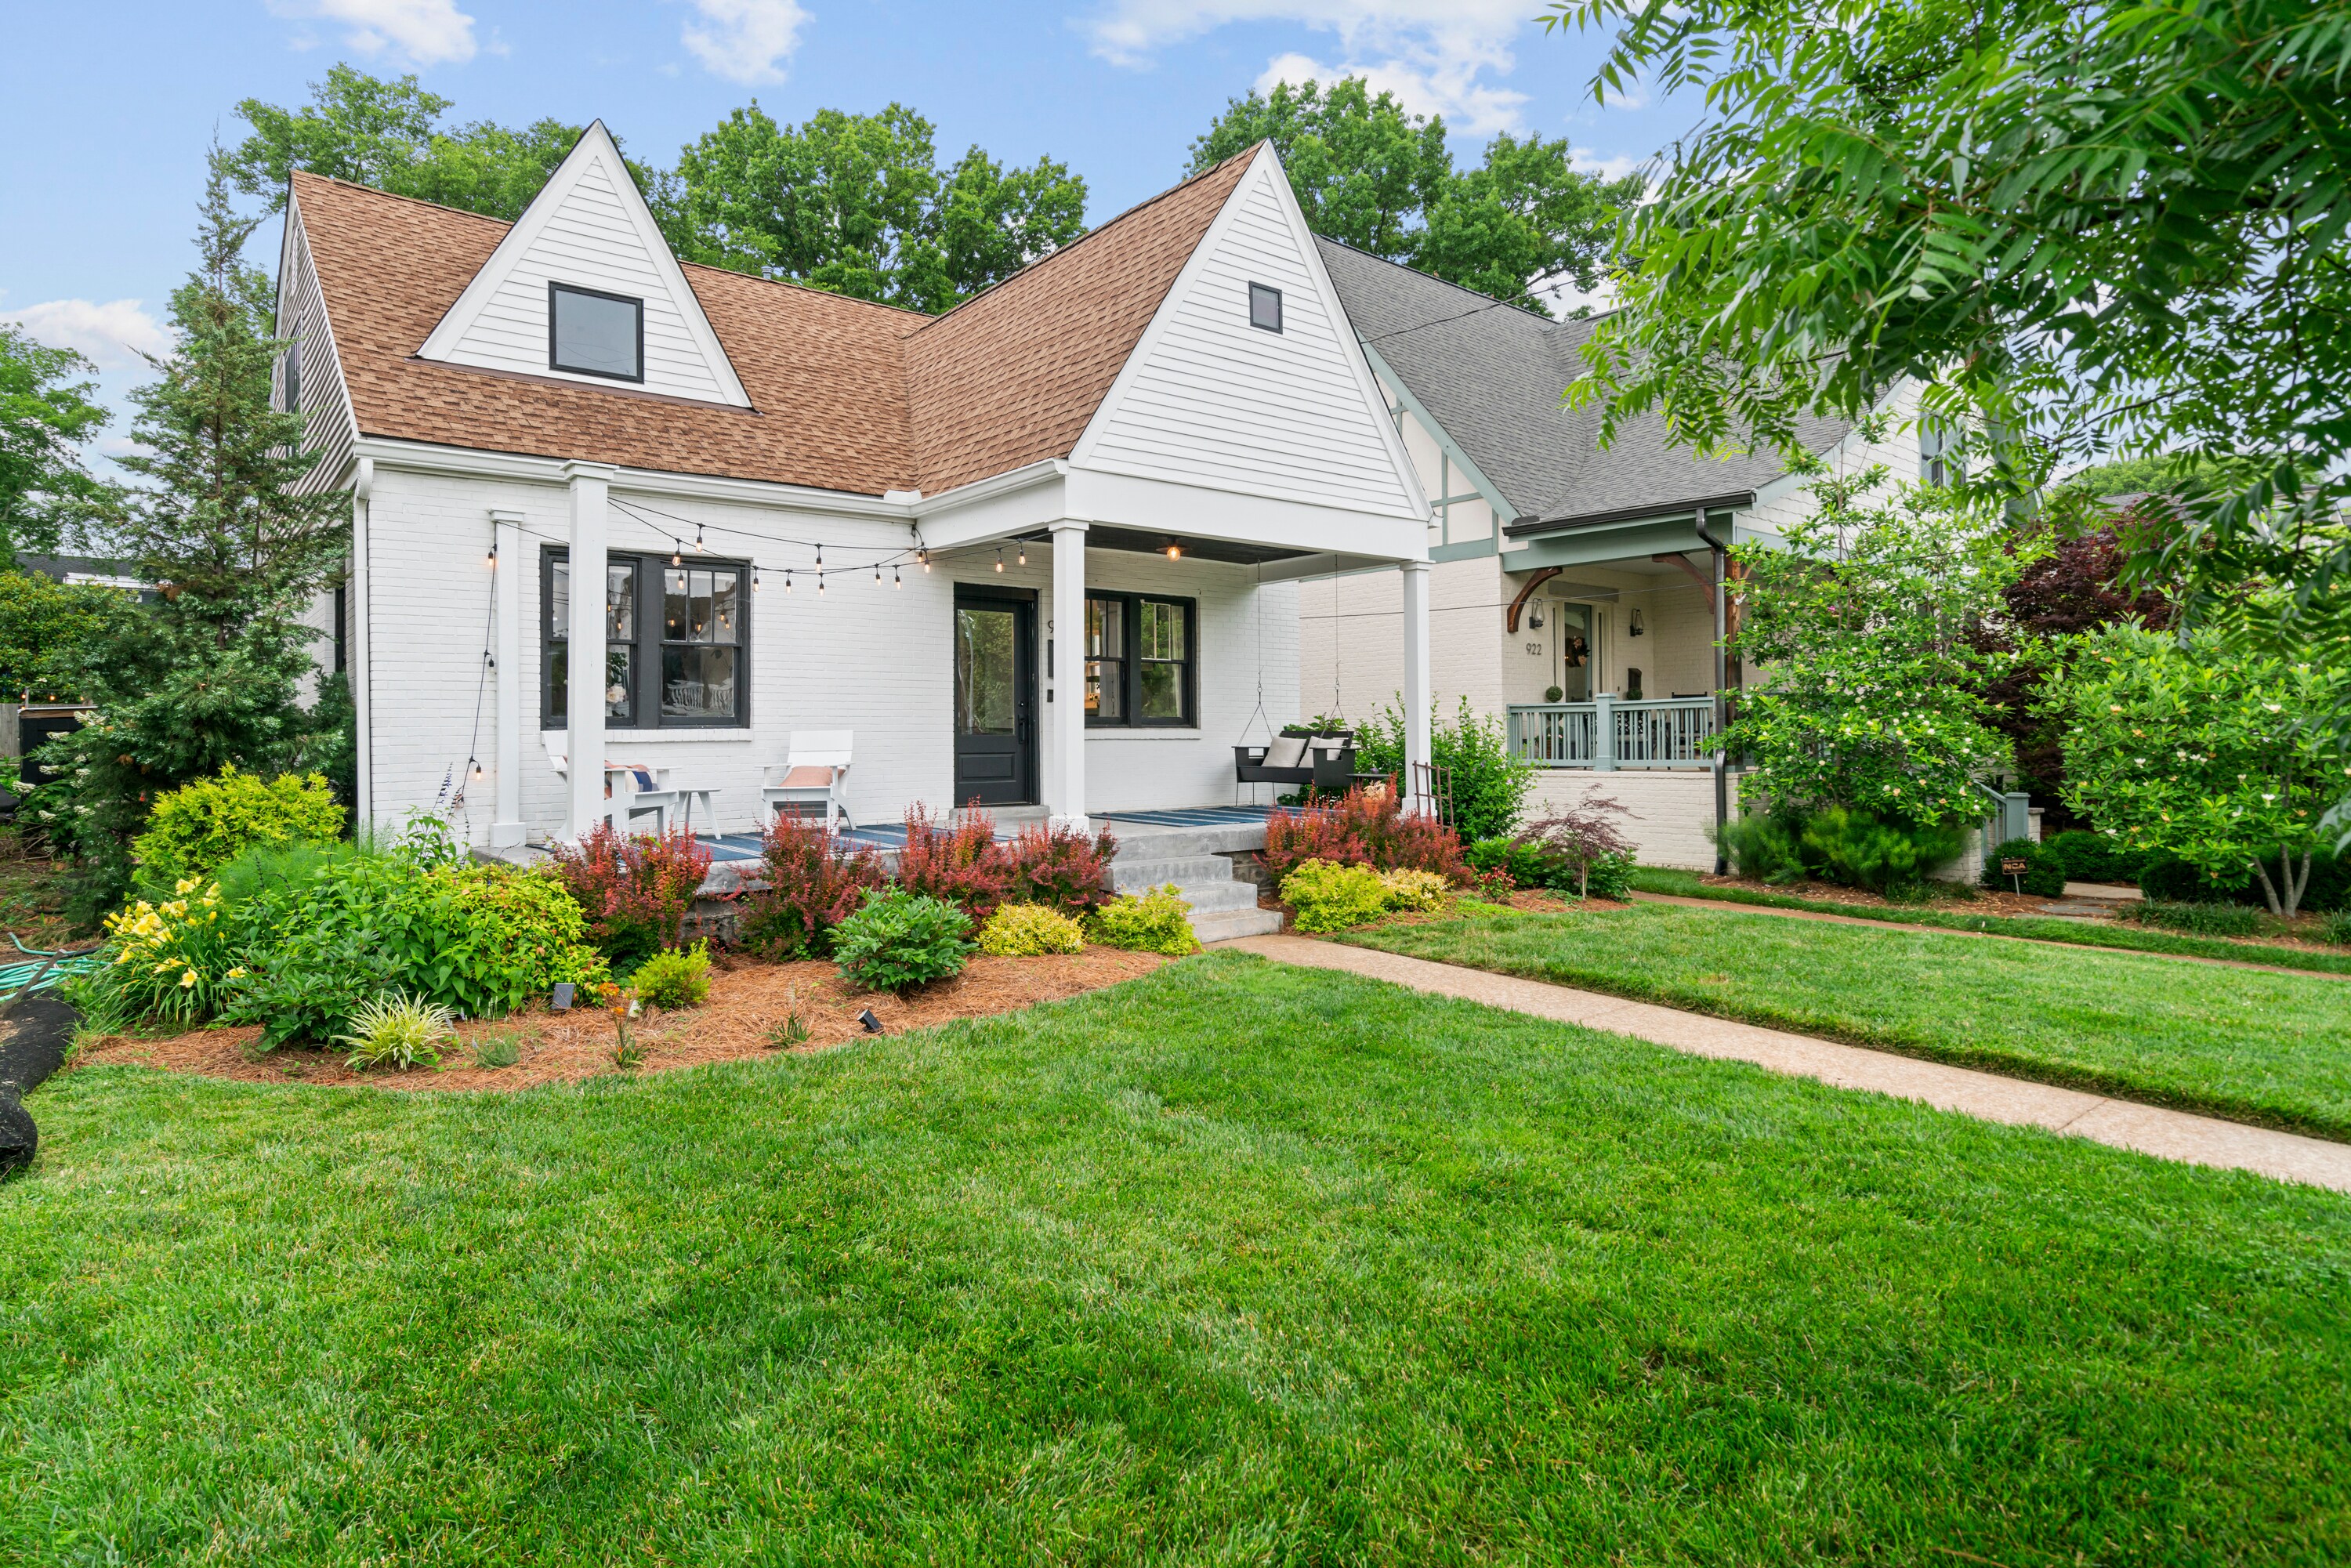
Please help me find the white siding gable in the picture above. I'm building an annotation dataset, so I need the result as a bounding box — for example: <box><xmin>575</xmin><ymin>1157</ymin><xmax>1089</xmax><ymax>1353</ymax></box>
<box><xmin>1073</xmin><ymin>152</ymin><xmax>1423</xmax><ymax>520</ymax></box>
<box><xmin>417</xmin><ymin>122</ymin><xmax>750</xmax><ymax>407</ymax></box>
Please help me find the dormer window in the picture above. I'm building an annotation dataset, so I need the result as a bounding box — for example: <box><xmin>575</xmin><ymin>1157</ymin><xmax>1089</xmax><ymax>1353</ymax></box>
<box><xmin>1248</xmin><ymin>282</ymin><xmax>1283</xmax><ymax>334</ymax></box>
<box><xmin>549</xmin><ymin>282</ymin><xmax>644</xmax><ymax>382</ymax></box>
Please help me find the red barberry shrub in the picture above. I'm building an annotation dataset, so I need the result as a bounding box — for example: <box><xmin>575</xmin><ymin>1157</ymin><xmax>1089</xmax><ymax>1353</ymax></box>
<box><xmin>737</xmin><ymin>813</ymin><xmax>886</xmax><ymax>958</ymax></box>
<box><xmin>542</xmin><ymin>822</ymin><xmax>713</xmax><ymax>966</ymax></box>
<box><xmin>894</xmin><ymin>803</ymin><xmax>1015</xmax><ymax>920</ymax></box>
<box><xmin>1262</xmin><ymin>781</ymin><xmax>1469</xmax><ymax>884</ymax></box>
<box><xmin>1002</xmin><ymin>820</ymin><xmax>1118</xmax><ymax>914</ymax></box>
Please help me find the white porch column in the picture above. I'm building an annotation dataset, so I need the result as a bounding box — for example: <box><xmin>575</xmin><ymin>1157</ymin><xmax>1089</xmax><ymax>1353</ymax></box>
<box><xmin>351</xmin><ymin>458</ymin><xmax>373</xmax><ymax>834</ymax></box>
<box><xmin>1401</xmin><ymin>559</ymin><xmax>1433</xmax><ymax>813</ymax></box>
<box><xmin>564</xmin><ymin>462</ymin><xmax>613</xmax><ymax>840</ymax></box>
<box><xmin>1048</xmin><ymin>520</ymin><xmax>1089</xmax><ymax>831</ymax></box>
<box><xmin>490</xmin><ymin>508</ymin><xmax>526</xmax><ymax>847</ymax></box>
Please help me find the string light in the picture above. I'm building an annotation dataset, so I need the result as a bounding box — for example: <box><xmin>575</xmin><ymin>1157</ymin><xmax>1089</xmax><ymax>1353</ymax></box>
<box><xmin>815</xmin><ymin>545</ymin><xmax>823</xmax><ymax>567</ymax></box>
<box><xmin>693</xmin><ymin>523</ymin><xmax>705</xmax><ymax>552</ymax></box>
<box><xmin>752</xmin><ymin>569</ymin><xmax>761</xmax><ymax>592</ymax></box>
<box><xmin>485</xmin><ymin>542</ymin><xmax>497</xmax><ymax>564</ymax></box>
<box><xmin>670</xmin><ymin>538</ymin><xmax>683</xmax><ymax>567</ymax></box>
<box><xmin>874</xmin><ymin>563</ymin><xmax>882</xmax><ymax>584</ymax></box>
<box><xmin>1017</xmin><ymin>543</ymin><xmax>1027</xmax><ymax>566</ymax></box>
<box><xmin>818</xmin><ymin>571</ymin><xmax>826</xmax><ymax>594</ymax></box>
<box><xmin>994</xmin><ymin>548</ymin><xmax>1005</xmax><ymax>574</ymax></box>
<box><xmin>784</xmin><ymin>570</ymin><xmax>794</xmax><ymax>592</ymax></box>
<box><xmin>917</xmin><ymin>547</ymin><xmax>929</xmax><ymax>569</ymax></box>
<box><xmin>469</xmin><ymin>758</ymin><xmax>484</xmax><ymax>780</ymax></box>
<box><xmin>1165</xmin><ymin>542</ymin><xmax>1183</xmax><ymax>559</ymax></box>
<box><xmin>893</xmin><ymin>567</ymin><xmax>902</xmax><ymax>588</ymax></box>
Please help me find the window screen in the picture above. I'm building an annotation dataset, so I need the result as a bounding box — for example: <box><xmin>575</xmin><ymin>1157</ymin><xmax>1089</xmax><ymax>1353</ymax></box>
<box><xmin>1248</xmin><ymin>282</ymin><xmax>1283</xmax><ymax>333</ymax></box>
<box><xmin>549</xmin><ymin>283</ymin><xmax>643</xmax><ymax>381</ymax></box>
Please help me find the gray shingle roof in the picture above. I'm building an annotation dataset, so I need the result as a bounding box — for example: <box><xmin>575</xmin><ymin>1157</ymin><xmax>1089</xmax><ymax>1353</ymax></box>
<box><xmin>1316</xmin><ymin>237</ymin><xmax>1847</xmax><ymax>527</ymax></box>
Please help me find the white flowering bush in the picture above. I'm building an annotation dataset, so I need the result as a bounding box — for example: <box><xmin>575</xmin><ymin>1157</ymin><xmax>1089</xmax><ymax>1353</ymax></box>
<box><xmin>2049</xmin><ymin>625</ymin><xmax>2346</xmax><ymax>917</ymax></box>
<box><xmin>1720</xmin><ymin>469</ymin><xmax>2027</xmax><ymax>827</ymax></box>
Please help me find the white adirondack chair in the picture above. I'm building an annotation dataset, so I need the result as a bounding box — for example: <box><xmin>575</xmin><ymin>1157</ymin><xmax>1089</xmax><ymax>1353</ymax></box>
<box><xmin>762</xmin><ymin>731</ymin><xmax>855</xmax><ymax>831</ymax></box>
<box><xmin>545</xmin><ymin>737</ymin><xmax>685</xmax><ymax>834</ymax></box>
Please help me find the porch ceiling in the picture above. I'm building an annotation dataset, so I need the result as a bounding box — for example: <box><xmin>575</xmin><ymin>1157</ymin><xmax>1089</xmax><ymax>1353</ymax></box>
<box><xmin>1015</xmin><ymin>523</ymin><xmax>1324</xmax><ymax>567</ymax></box>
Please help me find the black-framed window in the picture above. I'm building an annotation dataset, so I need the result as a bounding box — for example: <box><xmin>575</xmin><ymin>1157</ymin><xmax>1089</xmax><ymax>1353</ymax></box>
<box><xmin>544</xmin><ymin>548</ymin><xmax>746</xmax><ymax>729</ymax></box>
<box><xmin>1085</xmin><ymin>592</ymin><xmax>1195</xmax><ymax>727</ymax></box>
<box><xmin>549</xmin><ymin>282</ymin><xmax>644</xmax><ymax>382</ymax></box>
<box><xmin>1248</xmin><ymin>282</ymin><xmax>1283</xmax><ymax>333</ymax></box>
<box><xmin>279</xmin><ymin>334</ymin><xmax>302</xmax><ymax>414</ymax></box>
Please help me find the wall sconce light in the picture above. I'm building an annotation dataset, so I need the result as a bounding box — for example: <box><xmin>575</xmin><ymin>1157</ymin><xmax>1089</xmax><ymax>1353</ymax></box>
<box><xmin>1527</xmin><ymin>604</ymin><xmax>1545</xmax><ymax>630</ymax></box>
<box><xmin>1628</xmin><ymin>608</ymin><xmax>1646</xmax><ymax>636</ymax></box>
<box><xmin>1164</xmin><ymin>541</ymin><xmax>1183</xmax><ymax>559</ymax></box>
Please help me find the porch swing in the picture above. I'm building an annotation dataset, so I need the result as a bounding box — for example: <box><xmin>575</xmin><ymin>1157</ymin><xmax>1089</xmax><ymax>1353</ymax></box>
<box><xmin>1230</xmin><ymin>563</ymin><xmax>1358</xmax><ymax>801</ymax></box>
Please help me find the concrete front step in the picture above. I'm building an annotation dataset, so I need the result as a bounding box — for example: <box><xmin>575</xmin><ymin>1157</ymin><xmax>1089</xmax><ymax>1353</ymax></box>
<box><xmin>1110</xmin><ymin>855</ymin><xmax>1238</xmax><ymax>891</ymax></box>
<box><xmin>1157</xmin><ymin>879</ymin><xmax>1260</xmax><ymax>914</ymax></box>
<box><xmin>1192</xmin><ymin>905</ymin><xmax>1285</xmax><ymax>943</ymax></box>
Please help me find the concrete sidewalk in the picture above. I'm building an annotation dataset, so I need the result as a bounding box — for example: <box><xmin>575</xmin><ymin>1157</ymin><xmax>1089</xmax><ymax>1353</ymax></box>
<box><xmin>1224</xmin><ymin>933</ymin><xmax>2351</xmax><ymax>1193</ymax></box>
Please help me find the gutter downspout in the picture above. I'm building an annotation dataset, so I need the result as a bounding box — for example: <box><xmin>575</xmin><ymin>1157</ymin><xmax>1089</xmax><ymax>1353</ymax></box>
<box><xmin>1695</xmin><ymin>509</ymin><xmax>1732</xmax><ymax>875</ymax></box>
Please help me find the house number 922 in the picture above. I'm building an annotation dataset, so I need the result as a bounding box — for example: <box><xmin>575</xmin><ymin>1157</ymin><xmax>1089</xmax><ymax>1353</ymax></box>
<box><xmin>1525</xmin><ymin>643</ymin><xmax>1544</xmax><ymax>656</ymax></box>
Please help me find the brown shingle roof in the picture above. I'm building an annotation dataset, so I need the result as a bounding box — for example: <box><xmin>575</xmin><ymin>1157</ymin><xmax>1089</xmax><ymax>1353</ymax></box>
<box><xmin>292</xmin><ymin>147</ymin><xmax>1259</xmax><ymax>498</ymax></box>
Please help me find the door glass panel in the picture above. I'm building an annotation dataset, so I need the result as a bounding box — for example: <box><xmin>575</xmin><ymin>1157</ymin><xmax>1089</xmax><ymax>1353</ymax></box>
<box><xmin>1559</xmin><ymin>605</ymin><xmax>1592</xmax><ymax>702</ymax></box>
<box><xmin>956</xmin><ymin>607</ymin><xmax>1017</xmax><ymax>735</ymax></box>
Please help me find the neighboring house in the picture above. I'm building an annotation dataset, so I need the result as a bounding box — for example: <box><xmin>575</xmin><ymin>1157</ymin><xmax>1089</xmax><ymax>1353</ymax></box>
<box><xmin>1306</xmin><ymin>241</ymin><xmax>1933</xmax><ymax>868</ymax></box>
<box><xmin>276</xmin><ymin>125</ymin><xmax>1436</xmax><ymax>847</ymax></box>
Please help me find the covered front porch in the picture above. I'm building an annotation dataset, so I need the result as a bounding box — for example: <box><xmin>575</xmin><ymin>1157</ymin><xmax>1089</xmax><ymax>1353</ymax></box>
<box><xmin>1498</xmin><ymin>497</ymin><xmax>1767</xmax><ymax>775</ymax></box>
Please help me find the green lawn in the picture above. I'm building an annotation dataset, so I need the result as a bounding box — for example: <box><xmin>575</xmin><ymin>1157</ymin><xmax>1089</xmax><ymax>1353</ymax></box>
<box><xmin>1624</xmin><ymin>866</ymin><xmax>2351</xmax><ymax>976</ymax></box>
<box><xmin>5</xmin><ymin>954</ymin><xmax>2349</xmax><ymax>1564</ymax></box>
<box><xmin>1342</xmin><ymin>903</ymin><xmax>2351</xmax><ymax>1139</ymax></box>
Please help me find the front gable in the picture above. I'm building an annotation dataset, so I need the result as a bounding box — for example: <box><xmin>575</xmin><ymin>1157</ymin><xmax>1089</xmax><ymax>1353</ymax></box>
<box><xmin>416</xmin><ymin>122</ymin><xmax>751</xmax><ymax>408</ymax></box>
<box><xmin>1070</xmin><ymin>148</ymin><xmax>1425</xmax><ymax>520</ymax></box>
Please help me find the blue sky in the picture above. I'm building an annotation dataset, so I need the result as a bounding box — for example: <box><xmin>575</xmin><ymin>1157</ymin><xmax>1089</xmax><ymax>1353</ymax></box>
<box><xmin>2</xmin><ymin>0</ymin><xmax>1685</xmax><ymax>461</ymax></box>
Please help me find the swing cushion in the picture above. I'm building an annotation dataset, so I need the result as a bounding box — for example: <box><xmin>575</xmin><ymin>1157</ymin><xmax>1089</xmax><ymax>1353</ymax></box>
<box><xmin>1262</xmin><ymin>734</ymin><xmax>1310</xmax><ymax>770</ymax></box>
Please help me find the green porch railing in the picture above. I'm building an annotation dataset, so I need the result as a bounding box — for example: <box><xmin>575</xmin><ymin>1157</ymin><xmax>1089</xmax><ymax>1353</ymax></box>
<box><xmin>1507</xmin><ymin>696</ymin><xmax>1717</xmax><ymax>770</ymax></box>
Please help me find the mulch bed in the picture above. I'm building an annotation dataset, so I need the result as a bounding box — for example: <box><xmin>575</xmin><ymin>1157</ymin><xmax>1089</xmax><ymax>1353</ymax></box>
<box><xmin>72</xmin><ymin>946</ymin><xmax>1167</xmax><ymax>1094</ymax></box>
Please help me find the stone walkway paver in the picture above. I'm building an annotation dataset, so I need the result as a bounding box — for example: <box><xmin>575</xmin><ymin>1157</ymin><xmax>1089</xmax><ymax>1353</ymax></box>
<box><xmin>1224</xmin><ymin>933</ymin><xmax>2351</xmax><ymax>1193</ymax></box>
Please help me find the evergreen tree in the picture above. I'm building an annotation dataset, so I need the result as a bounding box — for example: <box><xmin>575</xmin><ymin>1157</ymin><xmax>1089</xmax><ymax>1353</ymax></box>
<box><xmin>31</xmin><ymin>146</ymin><xmax>350</xmax><ymax>924</ymax></box>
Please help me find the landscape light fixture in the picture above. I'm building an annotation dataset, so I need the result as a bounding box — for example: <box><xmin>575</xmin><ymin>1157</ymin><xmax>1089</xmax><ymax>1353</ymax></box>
<box><xmin>858</xmin><ymin>1008</ymin><xmax>885</xmax><ymax>1034</ymax></box>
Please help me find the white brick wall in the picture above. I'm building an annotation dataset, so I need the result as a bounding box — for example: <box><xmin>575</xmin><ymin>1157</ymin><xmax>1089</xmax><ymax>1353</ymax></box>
<box><xmin>1527</xmin><ymin>769</ymin><xmax>1727</xmax><ymax>871</ymax></box>
<box><xmin>356</xmin><ymin>466</ymin><xmax>1301</xmax><ymax>841</ymax></box>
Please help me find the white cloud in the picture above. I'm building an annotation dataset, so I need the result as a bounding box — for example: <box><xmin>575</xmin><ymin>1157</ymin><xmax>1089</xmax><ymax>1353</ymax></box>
<box><xmin>1085</xmin><ymin>1</ymin><xmax>1534</xmax><ymax>136</ymax></box>
<box><xmin>1569</xmin><ymin>145</ymin><xmax>1646</xmax><ymax>184</ymax></box>
<box><xmin>0</xmin><ymin>298</ymin><xmax>172</xmax><ymax>371</ymax></box>
<box><xmin>680</xmin><ymin>0</ymin><xmax>811</xmax><ymax>84</ymax></box>
<box><xmin>269</xmin><ymin>0</ymin><xmax>480</xmax><ymax>65</ymax></box>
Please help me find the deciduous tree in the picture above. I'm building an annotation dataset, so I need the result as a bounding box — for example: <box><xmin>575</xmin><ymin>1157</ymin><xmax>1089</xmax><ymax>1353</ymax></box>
<box><xmin>1189</xmin><ymin>78</ymin><xmax>1639</xmax><ymax>313</ymax></box>
<box><xmin>0</xmin><ymin>326</ymin><xmax>114</xmax><ymax>564</ymax></box>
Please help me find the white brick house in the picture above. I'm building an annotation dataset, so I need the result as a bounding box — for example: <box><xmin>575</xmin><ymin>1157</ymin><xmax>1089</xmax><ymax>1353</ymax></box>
<box><xmin>277</xmin><ymin>126</ymin><xmax>1434</xmax><ymax>847</ymax></box>
<box><xmin>1308</xmin><ymin>242</ymin><xmax>1936</xmax><ymax>867</ymax></box>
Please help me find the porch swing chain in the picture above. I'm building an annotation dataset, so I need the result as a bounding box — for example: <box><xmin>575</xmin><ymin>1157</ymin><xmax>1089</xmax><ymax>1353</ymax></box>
<box><xmin>1234</xmin><ymin>561</ymin><xmax>1273</xmax><ymax>750</ymax></box>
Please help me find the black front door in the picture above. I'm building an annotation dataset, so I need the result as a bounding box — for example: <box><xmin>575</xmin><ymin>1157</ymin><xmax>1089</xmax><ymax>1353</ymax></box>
<box><xmin>953</xmin><ymin>587</ymin><xmax>1037</xmax><ymax>806</ymax></box>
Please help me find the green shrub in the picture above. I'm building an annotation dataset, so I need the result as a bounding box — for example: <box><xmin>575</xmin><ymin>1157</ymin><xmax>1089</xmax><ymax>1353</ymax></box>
<box><xmin>1090</xmin><ymin>886</ymin><xmax>1199</xmax><ymax>954</ymax></box>
<box><xmin>976</xmin><ymin>903</ymin><xmax>1088</xmax><ymax>956</ymax></box>
<box><xmin>467</xmin><ymin>1034</ymin><xmax>521</xmax><ymax>1069</ymax></box>
<box><xmin>2322</xmin><ymin>910</ymin><xmax>2351</xmax><ymax>948</ymax></box>
<box><xmin>1281</xmin><ymin>860</ymin><xmax>1394</xmax><ymax>932</ymax></box>
<box><xmin>2129</xmin><ymin>900</ymin><xmax>2262</xmax><ymax>937</ymax></box>
<box><xmin>131</xmin><ymin>766</ymin><xmax>345</xmax><ymax>888</ymax></box>
<box><xmin>336</xmin><ymin>992</ymin><xmax>454</xmax><ymax>1071</ymax></box>
<box><xmin>631</xmin><ymin>940</ymin><xmax>712</xmax><ymax>1009</ymax></box>
<box><xmin>2037</xmin><ymin>828</ymin><xmax>2148</xmax><ymax>885</ymax></box>
<box><xmin>223</xmin><ymin>849</ymin><xmax>606</xmax><ymax>1047</ymax></box>
<box><xmin>1378</xmin><ymin>868</ymin><xmax>1451</xmax><ymax>911</ymax></box>
<box><xmin>831</xmin><ymin>887</ymin><xmax>974</xmax><ymax>993</ymax></box>
<box><xmin>1800</xmin><ymin>807</ymin><xmax>1969</xmax><ymax>894</ymax></box>
<box><xmin>1582</xmin><ymin>851</ymin><xmax>1636</xmax><ymax>901</ymax></box>
<box><xmin>1983</xmin><ymin>838</ymin><xmax>2067</xmax><ymax>898</ymax></box>
<box><xmin>1468</xmin><ymin>836</ymin><xmax>1567</xmax><ymax>889</ymax></box>
<box><xmin>1356</xmin><ymin>697</ymin><xmax>1536</xmax><ymax>842</ymax></box>
<box><xmin>1716</xmin><ymin>809</ymin><xmax>1808</xmax><ymax>882</ymax></box>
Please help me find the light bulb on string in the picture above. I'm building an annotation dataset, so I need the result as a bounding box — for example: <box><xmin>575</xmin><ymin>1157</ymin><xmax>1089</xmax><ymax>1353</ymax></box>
<box><xmin>485</xmin><ymin>542</ymin><xmax>497</xmax><ymax>565</ymax></box>
<box><xmin>671</xmin><ymin>539</ymin><xmax>683</xmax><ymax>567</ymax></box>
<box><xmin>873</xmin><ymin>563</ymin><xmax>882</xmax><ymax>584</ymax></box>
<box><xmin>752</xmin><ymin>569</ymin><xmax>762</xmax><ymax>592</ymax></box>
<box><xmin>1017</xmin><ymin>543</ymin><xmax>1027</xmax><ymax>567</ymax></box>
<box><xmin>693</xmin><ymin>523</ymin><xmax>705</xmax><ymax>552</ymax></box>
<box><xmin>815</xmin><ymin>545</ymin><xmax>824</xmax><ymax>567</ymax></box>
<box><xmin>469</xmin><ymin>758</ymin><xmax>484</xmax><ymax>781</ymax></box>
<box><xmin>818</xmin><ymin>571</ymin><xmax>826</xmax><ymax>594</ymax></box>
<box><xmin>784</xmin><ymin>570</ymin><xmax>794</xmax><ymax>593</ymax></box>
<box><xmin>893</xmin><ymin>567</ymin><xmax>902</xmax><ymax>588</ymax></box>
<box><xmin>994</xmin><ymin>548</ymin><xmax>1005</xmax><ymax>574</ymax></box>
